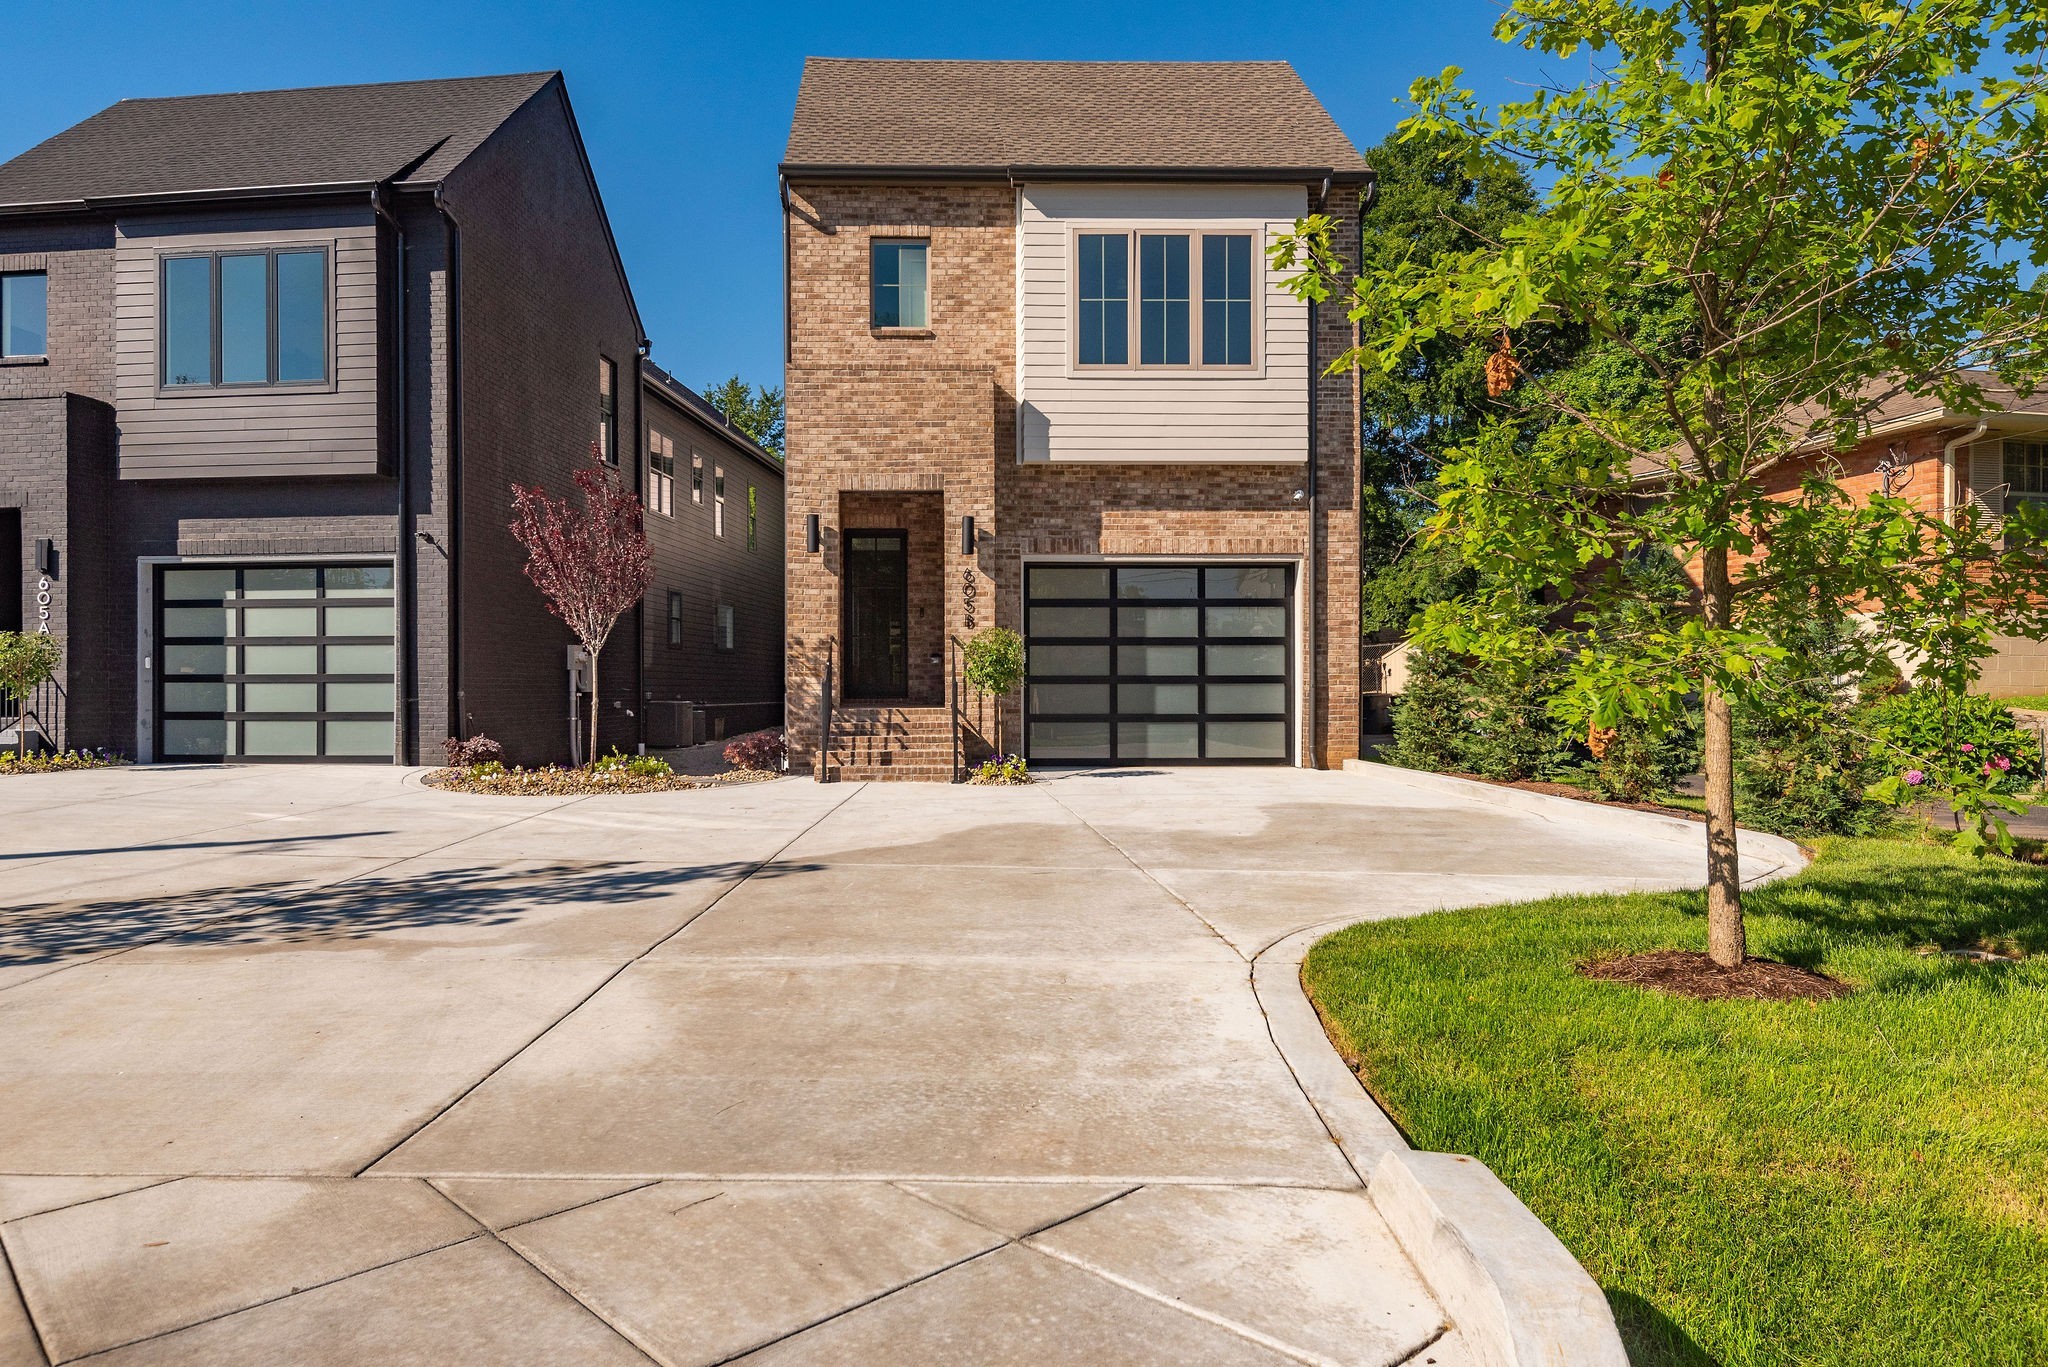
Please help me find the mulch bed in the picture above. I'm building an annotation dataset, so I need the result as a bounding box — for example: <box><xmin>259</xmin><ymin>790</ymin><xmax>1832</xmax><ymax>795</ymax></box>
<box><xmin>424</xmin><ymin>766</ymin><xmax>778</xmax><ymax>796</ymax></box>
<box><xmin>1578</xmin><ymin>949</ymin><xmax>1852</xmax><ymax>1002</ymax></box>
<box><xmin>1445</xmin><ymin>772</ymin><xmax>1706</xmax><ymax>821</ymax></box>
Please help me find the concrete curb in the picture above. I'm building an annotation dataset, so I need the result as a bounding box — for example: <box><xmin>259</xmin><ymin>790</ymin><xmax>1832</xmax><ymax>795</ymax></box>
<box><xmin>1369</xmin><ymin>1150</ymin><xmax>1629</xmax><ymax>1367</ymax></box>
<box><xmin>1341</xmin><ymin>758</ymin><xmax>1809</xmax><ymax>888</ymax></box>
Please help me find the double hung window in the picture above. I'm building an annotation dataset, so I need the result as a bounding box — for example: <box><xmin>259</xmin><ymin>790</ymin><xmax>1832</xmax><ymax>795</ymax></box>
<box><xmin>1073</xmin><ymin>230</ymin><xmax>1257</xmax><ymax>370</ymax></box>
<box><xmin>870</xmin><ymin>240</ymin><xmax>929</xmax><ymax>328</ymax></box>
<box><xmin>598</xmin><ymin>357</ymin><xmax>617</xmax><ymax>463</ymax></box>
<box><xmin>1</xmin><ymin>272</ymin><xmax>47</xmax><ymax>358</ymax></box>
<box><xmin>160</xmin><ymin>249</ymin><xmax>328</xmax><ymax>387</ymax></box>
<box><xmin>648</xmin><ymin>430</ymin><xmax>675</xmax><ymax>515</ymax></box>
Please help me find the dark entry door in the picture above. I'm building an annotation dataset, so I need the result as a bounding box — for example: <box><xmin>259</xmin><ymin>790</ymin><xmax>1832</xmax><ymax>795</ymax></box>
<box><xmin>843</xmin><ymin>531</ymin><xmax>909</xmax><ymax>698</ymax></box>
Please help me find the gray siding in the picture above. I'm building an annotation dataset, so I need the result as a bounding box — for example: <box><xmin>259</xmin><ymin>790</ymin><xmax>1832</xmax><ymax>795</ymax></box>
<box><xmin>113</xmin><ymin>206</ymin><xmax>385</xmax><ymax>479</ymax></box>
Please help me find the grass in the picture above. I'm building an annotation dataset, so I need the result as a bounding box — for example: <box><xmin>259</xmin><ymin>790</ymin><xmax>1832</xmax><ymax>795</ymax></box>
<box><xmin>1303</xmin><ymin>837</ymin><xmax>2048</xmax><ymax>1366</ymax></box>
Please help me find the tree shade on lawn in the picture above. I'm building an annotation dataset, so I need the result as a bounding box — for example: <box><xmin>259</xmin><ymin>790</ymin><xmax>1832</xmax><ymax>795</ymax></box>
<box><xmin>1301</xmin><ymin>839</ymin><xmax>2048</xmax><ymax>1366</ymax></box>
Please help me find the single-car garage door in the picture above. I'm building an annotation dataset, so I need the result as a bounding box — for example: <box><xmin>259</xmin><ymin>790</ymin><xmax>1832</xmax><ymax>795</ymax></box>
<box><xmin>1024</xmin><ymin>562</ymin><xmax>1292</xmax><ymax>764</ymax></box>
<box><xmin>157</xmin><ymin>562</ymin><xmax>396</xmax><ymax>762</ymax></box>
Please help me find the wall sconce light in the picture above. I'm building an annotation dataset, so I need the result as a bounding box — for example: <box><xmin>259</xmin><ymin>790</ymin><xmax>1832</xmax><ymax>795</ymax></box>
<box><xmin>805</xmin><ymin>514</ymin><xmax>821</xmax><ymax>554</ymax></box>
<box><xmin>959</xmin><ymin>515</ymin><xmax>976</xmax><ymax>556</ymax></box>
<box><xmin>33</xmin><ymin>538</ymin><xmax>55</xmax><ymax>576</ymax></box>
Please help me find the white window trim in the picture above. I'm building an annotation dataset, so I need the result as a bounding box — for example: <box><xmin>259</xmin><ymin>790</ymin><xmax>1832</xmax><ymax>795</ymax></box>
<box><xmin>1064</xmin><ymin>222</ymin><xmax>1265</xmax><ymax>379</ymax></box>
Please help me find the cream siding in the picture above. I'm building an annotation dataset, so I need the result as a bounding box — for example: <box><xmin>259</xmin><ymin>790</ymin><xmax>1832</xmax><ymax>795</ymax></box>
<box><xmin>1017</xmin><ymin>182</ymin><xmax>1309</xmax><ymax>464</ymax></box>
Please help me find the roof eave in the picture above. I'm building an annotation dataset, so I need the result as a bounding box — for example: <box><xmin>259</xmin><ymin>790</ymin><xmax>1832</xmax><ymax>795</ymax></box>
<box><xmin>780</xmin><ymin>161</ymin><xmax>1371</xmax><ymax>186</ymax></box>
<box><xmin>0</xmin><ymin>179</ymin><xmax>386</xmax><ymax>217</ymax></box>
<box><xmin>642</xmin><ymin>361</ymin><xmax>784</xmax><ymax>474</ymax></box>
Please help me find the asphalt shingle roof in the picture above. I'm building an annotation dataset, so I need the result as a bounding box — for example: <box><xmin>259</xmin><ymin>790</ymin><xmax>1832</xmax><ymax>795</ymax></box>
<box><xmin>0</xmin><ymin>72</ymin><xmax>556</xmax><ymax>210</ymax></box>
<box><xmin>783</xmin><ymin>59</ymin><xmax>1370</xmax><ymax>178</ymax></box>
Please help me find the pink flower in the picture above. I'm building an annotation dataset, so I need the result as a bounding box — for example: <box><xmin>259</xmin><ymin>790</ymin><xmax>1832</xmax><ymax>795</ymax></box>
<box><xmin>1904</xmin><ymin>769</ymin><xmax>1926</xmax><ymax>786</ymax></box>
<box><xmin>1982</xmin><ymin>762</ymin><xmax>1993</xmax><ymax>776</ymax></box>
<box><xmin>1961</xmin><ymin>743</ymin><xmax>1976</xmax><ymax>753</ymax></box>
<box><xmin>1995</xmin><ymin>755</ymin><xmax>2013</xmax><ymax>771</ymax></box>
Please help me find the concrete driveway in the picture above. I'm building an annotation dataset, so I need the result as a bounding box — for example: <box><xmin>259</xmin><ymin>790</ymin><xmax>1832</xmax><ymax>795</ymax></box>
<box><xmin>0</xmin><ymin>764</ymin><xmax>1779</xmax><ymax>1365</ymax></box>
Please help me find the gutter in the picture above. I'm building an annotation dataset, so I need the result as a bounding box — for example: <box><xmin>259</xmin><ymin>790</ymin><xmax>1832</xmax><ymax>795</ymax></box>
<box><xmin>779</xmin><ymin>162</ymin><xmax>1369</xmax><ymax>186</ymax></box>
<box><xmin>1943</xmin><ymin>420</ymin><xmax>1989</xmax><ymax>521</ymax></box>
<box><xmin>434</xmin><ymin>185</ymin><xmax>467</xmax><ymax>741</ymax></box>
<box><xmin>371</xmin><ymin>185</ymin><xmax>415</xmax><ymax>764</ymax></box>
<box><xmin>779</xmin><ymin>173</ymin><xmax>794</xmax><ymax>367</ymax></box>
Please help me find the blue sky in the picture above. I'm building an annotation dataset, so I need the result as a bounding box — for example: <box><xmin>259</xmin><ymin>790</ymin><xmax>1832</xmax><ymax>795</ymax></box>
<box><xmin>6</xmin><ymin>0</ymin><xmax>1550</xmax><ymax>394</ymax></box>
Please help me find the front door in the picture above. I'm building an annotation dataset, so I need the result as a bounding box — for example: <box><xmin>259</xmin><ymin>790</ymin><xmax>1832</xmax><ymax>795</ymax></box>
<box><xmin>843</xmin><ymin>531</ymin><xmax>908</xmax><ymax>698</ymax></box>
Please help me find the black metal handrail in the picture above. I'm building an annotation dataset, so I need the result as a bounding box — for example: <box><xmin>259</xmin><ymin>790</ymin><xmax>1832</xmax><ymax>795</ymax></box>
<box><xmin>949</xmin><ymin>634</ymin><xmax>964</xmax><ymax>783</ymax></box>
<box><xmin>819</xmin><ymin>639</ymin><xmax>834</xmax><ymax>782</ymax></box>
<box><xmin>0</xmin><ymin>676</ymin><xmax>65</xmax><ymax>755</ymax></box>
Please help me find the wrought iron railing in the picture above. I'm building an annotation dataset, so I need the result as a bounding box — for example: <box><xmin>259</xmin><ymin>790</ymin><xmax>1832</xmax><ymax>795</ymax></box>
<box><xmin>0</xmin><ymin>677</ymin><xmax>65</xmax><ymax>755</ymax></box>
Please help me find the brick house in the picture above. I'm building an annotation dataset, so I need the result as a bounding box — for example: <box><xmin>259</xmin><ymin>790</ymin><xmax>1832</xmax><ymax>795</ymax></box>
<box><xmin>1631</xmin><ymin>373</ymin><xmax>2048</xmax><ymax>696</ymax></box>
<box><xmin>780</xmin><ymin>60</ymin><xmax>1368</xmax><ymax>779</ymax></box>
<box><xmin>0</xmin><ymin>73</ymin><xmax>781</xmax><ymax>764</ymax></box>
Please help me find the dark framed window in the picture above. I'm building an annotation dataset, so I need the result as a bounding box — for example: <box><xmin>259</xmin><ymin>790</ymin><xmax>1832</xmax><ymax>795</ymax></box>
<box><xmin>667</xmin><ymin>590</ymin><xmax>683</xmax><ymax>646</ymax></box>
<box><xmin>598</xmin><ymin>357</ymin><xmax>618</xmax><ymax>463</ymax></box>
<box><xmin>648</xmin><ymin>429</ymin><xmax>675</xmax><ymax>516</ymax></box>
<box><xmin>691</xmin><ymin>452</ymin><xmax>704</xmax><ymax>504</ymax></box>
<box><xmin>159</xmin><ymin>249</ymin><xmax>328</xmax><ymax>387</ymax></box>
<box><xmin>714</xmin><ymin>465</ymin><xmax>726</xmax><ymax>538</ymax></box>
<box><xmin>1</xmin><ymin>272</ymin><xmax>47</xmax><ymax>358</ymax></box>
<box><xmin>870</xmin><ymin>239</ymin><xmax>929</xmax><ymax>328</ymax></box>
<box><xmin>1076</xmin><ymin>233</ymin><xmax>1129</xmax><ymax>366</ymax></box>
<box><xmin>714</xmin><ymin>602</ymin><xmax>736</xmax><ymax>652</ymax></box>
<box><xmin>747</xmin><ymin>485</ymin><xmax>758</xmax><ymax>550</ymax></box>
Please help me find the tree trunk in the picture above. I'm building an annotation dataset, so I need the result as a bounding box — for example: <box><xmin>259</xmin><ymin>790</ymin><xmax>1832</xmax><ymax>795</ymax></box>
<box><xmin>1699</xmin><ymin>542</ymin><xmax>1745</xmax><ymax>968</ymax></box>
<box><xmin>587</xmin><ymin>650</ymin><xmax>601</xmax><ymax>768</ymax></box>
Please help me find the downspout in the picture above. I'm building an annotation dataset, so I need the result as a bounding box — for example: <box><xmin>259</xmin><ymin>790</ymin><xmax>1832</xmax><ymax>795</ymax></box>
<box><xmin>779</xmin><ymin>173</ymin><xmax>794</xmax><ymax>757</ymax></box>
<box><xmin>434</xmin><ymin>186</ymin><xmax>466</xmax><ymax>740</ymax></box>
<box><xmin>1300</xmin><ymin>173</ymin><xmax>1333</xmax><ymax>768</ymax></box>
<box><xmin>1355</xmin><ymin>177</ymin><xmax>1376</xmax><ymax>757</ymax></box>
<box><xmin>1942</xmin><ymin>420</ymin><xmax>1988</xmax><ymax>522</ymax></box>
<box><xmin>634</xmin><ymin>338</ymin><xmax>651</xmax><ymax>754</ymax></box>
<box><xmin>371</xmin><ymin>187</ymin><xmax>414</xmax><ymax>765</ymax></box>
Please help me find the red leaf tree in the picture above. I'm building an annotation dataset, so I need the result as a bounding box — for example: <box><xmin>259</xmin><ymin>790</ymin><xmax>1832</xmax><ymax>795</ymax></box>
<box><xmin>509</xmin><ymin>445</ymin><xmax>652</xmax><ymax>764</ymax></box>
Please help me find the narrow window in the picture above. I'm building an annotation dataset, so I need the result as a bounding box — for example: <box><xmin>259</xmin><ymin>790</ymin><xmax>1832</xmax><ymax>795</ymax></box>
<box><xmin>713</xmin><ymin>465</ymin><xmax>726</xmax><ymax>537</ymax></box>
<box><xmin>161</xmin><ymin>256</ymin><xmax>214</xmax><ymax>386</ymax></box>
<box><xmin>598</xmin><ymin>357</ymin><xmax>617</xmax><ymax>463</ymax></box>
<box><xmin>1201</xmin><ymin>234</ymin><xmax>1255</xmax><ymax>366</ymax></box>
<box><xmin>747</xmin><ymin>485</ymin><xmax>758</xmax><ymax>550</ymax></box>
<box><xmin>715</xmin><ymin>602</ymin><xmax>736</xmax><ymax>651</ymax></box>
<box><xmin>667</xmin><ymin>590</ymin><xmax>683</xmax><ymax>646</ymax></box>
<box><xmin>158</xmin><ymin>248</ymin><xmax>328</xmax><ymax>387</ymax></box>
<box><xmin>1138</xmin><ymin>234</ymin><xmax>1190</xmax><ymax>366</ymax></box>
<box><xmin>648</xmin><ymin>431</ymin><xmax>675</xmax><ymax>516</ymax></box>
<box><xmin>691</xmin><ymin>452</ymin><xmax>704</xmax><ymax>504</ymax></box>
<box><xmin>870</xmin><ymin>239</ymin><xmax>929</xmax><ymax>328</ymax></box>
<box><xmin>2007</xmin><ymin>440</ymin><xmax>2048</xmax><ymax>543</ymax></box>
<box><xmin>1076</xmin><ymin>233</ymin><xmax>1129</xmax><ymax>366</ymax></box>
<box><xmin>0</xmin><ymin>272</ymin><xmax>48</xmax><ymax>358</ymax></box>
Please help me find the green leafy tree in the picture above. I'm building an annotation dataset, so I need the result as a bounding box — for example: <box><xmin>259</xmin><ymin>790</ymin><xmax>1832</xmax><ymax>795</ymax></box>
<box><xmin>0</xmin><ymin>632</ymin><xmax>61</xmax><ymax>758</ymax></box>
<box><xmin>1278</xmin><ymin>0</ymin><xmax>2048</xmax><ymax>965</ymax></box>
<box><xmin>963</xmin><ymin>627</ymin><xmax>1025</xmax><ymax>756</ymax></box>
<box><xmin>702</xmin><ymin>375</ymin><xmax>784</xmax><ymax>457</ymax></box>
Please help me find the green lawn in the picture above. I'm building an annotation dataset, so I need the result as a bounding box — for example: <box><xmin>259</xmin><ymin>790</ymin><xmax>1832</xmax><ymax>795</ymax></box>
<box><xmin>1303</xmin><ymin>839</ymin><xmax>2048</xmax><ymax>1366</ymax></box>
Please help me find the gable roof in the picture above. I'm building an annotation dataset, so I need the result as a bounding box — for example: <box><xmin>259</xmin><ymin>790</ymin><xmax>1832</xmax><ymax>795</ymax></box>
<box><xmin>0</xmin><ymin>72</ymin><xmax>557</xmax><ymax>212</ymax></box>
<box><xmin>642</xmin><ymin>362</ymin><xmax>784</xmax><ymax>477</ymax></box>
<box><xmin>783</xmin><ymin>59</ymin><xmax>1370</xmax><ymax>181</ymax></box>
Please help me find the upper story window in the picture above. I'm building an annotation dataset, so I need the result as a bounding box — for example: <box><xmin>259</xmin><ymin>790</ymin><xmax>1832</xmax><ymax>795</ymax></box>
<box><xmin>1074</xmin><ymin>230</ymin><xmax>1258</xmax><ymax>371</ymax></box>
<box><xmin>667</xmin><ymin>590</ymin><xmax>683</xmax><ymax>647</ymax></box>
<box><xmin>160</xmin><ymin>249</ymin><xmax>327</xmax><ymax>387</ymax></box>
<box><xmin>1</xmin><ymin>272</ymin><xmax>47</xmax><ymax>358</ymax></box>
<box><xmin>598</xmin><ymin>357</ymin><xmax>618</xmax><ymax>463</ymax></box>
<box><xmin>648</xmin><ymin>429</ymin><xmax>675</xmax><ymax>516</ymax></box>
<box><xmin>715</xmin><ymin>602</ymin><xmax>736</xmax><ymax>652</ymax></box>
<box><xmin>713</xmin><ymin>465</ymin><xmax>726</xmax><ymax>537</ymax></box>
<box><xmin>870</xmin><ymin>239</ymin><xmax>928</xmax><ymax>329</ymax></box>
<box><xmin>747</xmin><ymin>485</ymin><xmax>758</xmax><ymax>551</ymax></box>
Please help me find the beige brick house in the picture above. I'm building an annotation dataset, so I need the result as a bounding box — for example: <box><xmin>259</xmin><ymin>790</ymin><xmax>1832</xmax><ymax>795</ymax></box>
<box><xmin>780</xmin><ymin>59</ymin><xmax>1369</xmax><ymax>778</ymax></box>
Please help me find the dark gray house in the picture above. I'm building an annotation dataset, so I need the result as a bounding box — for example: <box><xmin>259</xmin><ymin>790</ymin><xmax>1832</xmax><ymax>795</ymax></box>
<box><xmin>0</xmin><ymin>72</ymin><xmax>783</xmax><ymax>764</ymax></box>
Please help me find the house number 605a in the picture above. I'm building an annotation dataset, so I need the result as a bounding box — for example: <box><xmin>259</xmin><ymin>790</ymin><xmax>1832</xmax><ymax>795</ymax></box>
<box><xmin>961</xmin><ymin>568</ymin><xmax>978</xmax><ymax>630</ymax></box>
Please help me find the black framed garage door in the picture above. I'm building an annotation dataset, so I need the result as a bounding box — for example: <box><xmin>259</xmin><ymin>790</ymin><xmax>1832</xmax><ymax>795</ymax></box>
<box><xmin>1024</xmin><ymin>562</ymin><xmax>1293</xmax><ymax>764</ymax></box>
<box><xmin>156</xmin><ymin>563</ymin><xmax>396</xmax><ymax>763</ymax></box>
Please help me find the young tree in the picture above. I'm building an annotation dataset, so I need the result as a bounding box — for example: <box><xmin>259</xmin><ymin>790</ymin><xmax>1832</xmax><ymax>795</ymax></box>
<box><xmin>962</xmin><ymin>626</ymin><xmax>1025</xmax><ymax>757</ymax></box>
<box><xmin>509</xmin><ymin>447</ymin><xmax>652</xmax><ymax>765</ymax></box>
<box><xmin>1278</xmin><ymin>0</ymin><xmax>2048</xmax><ymax>966</ymax></box>
<box><xmin>0</xmin><ymin>632</ymin><xmax>61</xmax><ymax>759</ymax></box>
<box><xmin>702</xmin><ymin>375</ymin><xmax>785</xmax><ymax>457</ymax></box>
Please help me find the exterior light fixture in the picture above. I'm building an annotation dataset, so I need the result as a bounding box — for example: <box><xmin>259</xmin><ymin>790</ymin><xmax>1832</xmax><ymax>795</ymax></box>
<box><xmin>805</xmin><ymin>514</ymin><xmax>821</xmax><ymax>554</ymax></box>
<box><xmin>959</xmin><ymin>515</ymin><xmax>976</xmax><ymax>556</ymax></box>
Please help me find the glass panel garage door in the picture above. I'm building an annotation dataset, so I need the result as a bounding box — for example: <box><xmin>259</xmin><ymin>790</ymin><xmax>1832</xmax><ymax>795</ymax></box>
<box><xmin>158</xmin><ymin>563</ymin><xmax>396</xmax><ymax>762</ymax></box>
<box><xmin>1025</xmin><ymin>562</ymin><xmax>1292</xmax><ymax>764</ymax></box>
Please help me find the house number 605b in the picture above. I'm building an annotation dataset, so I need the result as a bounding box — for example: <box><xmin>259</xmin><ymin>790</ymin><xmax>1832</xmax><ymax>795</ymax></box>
<box><xmin>961</xmin><ymin>568</ymin><xmax>978</xmax><ymax>630</ymax></box>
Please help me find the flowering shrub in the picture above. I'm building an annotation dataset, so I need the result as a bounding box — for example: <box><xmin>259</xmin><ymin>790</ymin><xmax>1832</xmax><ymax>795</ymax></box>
<box><xmin>1867</xmin><ymin>688</ymin><xmax>2044</xmax><ymax>853</ymax></box>
<box><xmin>0</xmin><ymin>747</ymin><xmax>128</xmax><ymax>774</ymax></box>
<box><xmin>969</xmin><ymin>754</ymin><xmax>1031</xmax><ymax>786</ymax></box>
<box><xmin>442</xmin><ymin>734</ymin><xmax>506</xmax><ymax>768</ymax></box>
<box><xmin>723</xmin><ymin>729</ymin><xmax>786</xmax><ymax>772</ymax></box>
<box><xmin>592</xmin><ymin>750</ymin><xmax>673</xmax><ymax>778</ymax></box>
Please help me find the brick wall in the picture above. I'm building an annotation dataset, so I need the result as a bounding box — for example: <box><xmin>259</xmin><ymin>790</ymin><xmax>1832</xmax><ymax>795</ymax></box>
<box><xmin>783</xmin><ymin>181</ymin><xmax>1362</xmax><ymax>769</ymax></box>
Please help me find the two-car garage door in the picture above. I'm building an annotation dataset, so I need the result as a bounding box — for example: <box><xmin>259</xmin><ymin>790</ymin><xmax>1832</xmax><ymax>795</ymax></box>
<box><xmin>1024</xmin><ymin>561</ymin><xmax>1293</xmax><ymax>764</ymax></box>
<box><xmin>156</xmin><ymin>563</ymin><xmax>397</xmax><ymax>762</ymax></box>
